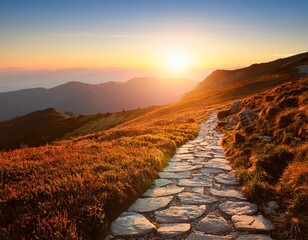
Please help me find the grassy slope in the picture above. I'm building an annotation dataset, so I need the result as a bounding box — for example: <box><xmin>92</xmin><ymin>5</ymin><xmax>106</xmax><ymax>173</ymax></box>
<box><xmin>0</xmin><ymin>64</ymin><xmax>304</xmax><ymax>239</ymax></box>
<box><xmin>219</xmin><ymin>78</ymin><xmax>307</xmax><ymax>239</ymax></box>
<box><xmin>0</xmin><ymin>106</ymin><xmax>158</xmax><ymax>151</ymax></box>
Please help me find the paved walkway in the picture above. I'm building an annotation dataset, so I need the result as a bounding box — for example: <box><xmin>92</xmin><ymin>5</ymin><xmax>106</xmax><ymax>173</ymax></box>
<box><xmin>107</xmin><ymin>113</ymin><xmax>274</xmax><ymax>239</ymax></box>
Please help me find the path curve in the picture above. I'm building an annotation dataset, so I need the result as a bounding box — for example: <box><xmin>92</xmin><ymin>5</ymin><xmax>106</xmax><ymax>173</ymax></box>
<box><xmin>107</xmin><ymin>113</ymin><xmax>274</xmax><ymax>240</ymax></box>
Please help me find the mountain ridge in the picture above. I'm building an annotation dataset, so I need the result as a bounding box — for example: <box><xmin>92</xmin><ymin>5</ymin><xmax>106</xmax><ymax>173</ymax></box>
<box><xmin>0</xmin><ymin>77</ymin><xmax>196</xmax><ymax>121</ymax></box>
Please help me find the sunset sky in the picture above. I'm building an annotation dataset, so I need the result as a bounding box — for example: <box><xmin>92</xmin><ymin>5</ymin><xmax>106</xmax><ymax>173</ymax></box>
<box><xmin>0</xmin><ymin>0</ymin><xmax>308</xmax><ymax>74</ymax></box>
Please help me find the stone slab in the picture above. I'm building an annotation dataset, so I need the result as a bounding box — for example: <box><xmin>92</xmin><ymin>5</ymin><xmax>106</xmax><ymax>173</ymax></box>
<box><xmin>179</xmin><ymin>179</ymin><xmax>212</xmax><ymax>187</ymax></box>
<box><xmin>128</xmin><ymin>196</ymin><xmax>173</xmax><ymax>213</ymax></box>
<box><xmin>157</xmin><ymin>223</ymin><xmax>191</xmax><ymax>238</ymax></box>
<box><xmin>158</xmin><ymin>172</ymin><xmax>190</xmax><ymax>179</ymax></box>
<box><xmin>155</xmin><ymin>205</ymin><xmax>206</xmax><ymax>223</ymax></box>
<box><xmin>179</xmin><ymin>192</ymin><xmax>217</xmax><ymax>205</ymax></box>
<box><xmin>111</xmin><ymin>212</ymin><xmax>155</xmax><ymax>237</ymax></box>
<box><xmin>186</xmin><ymin>233</ymin><xmax>234</xmax><ymax>240</ymax></box>
<box><xmin>210</xmin><ymin>189</ymin><xmax>246</xmax><ymax>200</ymax></box>
<box><xmin>232</xmin><ymin>215</ymin><xmax>275</xmax><ymax>232</ymax></box>
<box><xmin>196</xmin><ymin>213</ymin><xmax>231</xmax><ymax>233</ymax></box>
<box><xmin>143</xmin><ymin>186</ymin><xmax>184</xmax><ymax>197</ymax></box>
<box><xmin>219</xmin><ymin>201</ymin><xmax>258</xmax><ymax>215</ymax></box>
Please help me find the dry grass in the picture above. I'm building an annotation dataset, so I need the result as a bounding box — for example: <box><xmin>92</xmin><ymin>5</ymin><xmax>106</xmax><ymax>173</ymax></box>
<box><xmin>0</xmin><ymin>71</ymin><xmax>303</xmax><ymax>239</ymax></box>
<box><xmin>220</xmin><ymin>78</ymin><xmax>308</xmax><ymax>239</ymax></box>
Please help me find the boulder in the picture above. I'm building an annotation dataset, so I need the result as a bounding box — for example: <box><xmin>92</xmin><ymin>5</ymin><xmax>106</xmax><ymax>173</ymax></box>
<box><xmin>238</xmin><ymin>109</ymin><xmax>258</xmax><ymax>126</ymax></box>
<box><xmin>230</xmin><ymin>101</ymin><xmax>242</xmax><ymax>114</ymax></box>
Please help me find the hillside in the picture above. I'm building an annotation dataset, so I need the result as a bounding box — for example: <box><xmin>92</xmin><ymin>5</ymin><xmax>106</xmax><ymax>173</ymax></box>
<box><xmin>0</xmin><ymin>77</ymin><xmax>195</xmax><ymax>120</ymax></box>
<box><xmin>0</xmin><ymin>106</ymin><xmax>158</xmax><ymax>151</ymax></box>
<box><xmin>0</xmin><ymin>53</ymin><xmax>306</xmax><ymax>239</ymax></box>
<box><xmin>187</xmin><ymin>52</ymin><xmax>308</xmax><ymax>95</ymax></box>
<box><xmin>217</xmin><ymin>78</ymin><xmax>308</xmax><ymax>239</ymax></box>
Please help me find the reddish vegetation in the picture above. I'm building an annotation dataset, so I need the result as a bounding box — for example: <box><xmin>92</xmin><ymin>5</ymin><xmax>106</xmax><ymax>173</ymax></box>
<box><xmin>0</xmin><ymin>54</ymin><xmax>306</xmax><ymax>239</ymax></box>
<box><xmin>220</xmin><ymin>78</ymin><xmax>308</xmax><ymax>239</ymax></box>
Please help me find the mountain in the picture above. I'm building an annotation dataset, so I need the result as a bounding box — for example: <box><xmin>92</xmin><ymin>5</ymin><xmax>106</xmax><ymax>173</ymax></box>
<box><xmin>0</xmin><ymin>77</ymin><xmax>195</xmax><ymax>120</ymax></box>
<box><xmin>0</xmin><ymin>53</ymin><xmax>307</xmax><ymax>240</ymax></box>
<box><xmin>0</xmin><ymin>108</ymin><xmax>92</xmax><ymax>150</ymax></box>
<box><xmin>188</xmin><ymin>52</ymin><xmax>308</xmax><ymax>96</ymax></box>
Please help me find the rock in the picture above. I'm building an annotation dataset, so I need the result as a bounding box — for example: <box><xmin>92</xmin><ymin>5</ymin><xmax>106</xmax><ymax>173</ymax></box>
<box><xmin>111</xmin><ymin>212</ymin><xmax>155</xmax><ymax>237</ymax></box>
<box><xmin>262</xmin><ymin>201</ymin><xmax>279</xmax><ymax>216</ymax></box>
<box><xmin>192</xmin><ymin>172</ymin><xmax>212</xmax><ymax>179</ymax></box>
<box><xmin>237</xmin><ymin>234</ymin><xmax>273</xmax><ymax>240</ymax></box>
<box><xmin>215</xmin><ymin>173</ymin><xmax>240</xmax><ymax>185</ymax></box>
<box><xmin>178</xmin><ymin>192</ymin><xmax>217</xmax><ymax>205</ymax></box>
<box><xmin>157</xmin><ymin>223</ymin><xmax>191</xmax><ymax>238</ymax></box>
<box><xmin>192</xmin><ymin>187</ymin><xmax>204</xmax><ymax>194</ymax></box>
<box><xmin>179</xmin><ymin>179</ymin><xmax>212</xmax><ymax>187</ymax></box>
<box><xmin>196</xmin><ymin>212</ymin><xmax>231</xmax><ymax>233</ymax></box>
<box><xmin>186</xmin><ymin>232</ymin><xmax>234</xmax><ymax>240</ymax></box>
<box><xmin>231</xmin><ymin>101</ymin><xmax>242</xmax><ymax>114</ymax></box>
<box><xmin>204</xmin><ymin>160</ymin><xmax>232</xmax><ymax>171</ymax></box>
<box><xmin>143</xmin><ymin>186</ymin><xmax>185</xmax><ymax>197</ymax></box>
<box><xmin>238</xmin><ymin>109</ymin><xmax>258</xmax><ymax>126</ymax></box>
<box><xmin>219</xmin><ymin>201</ymin><xmax>258</xmax><ymax>215</ymax></box>
<box><xmin>154</xmin><ymin>179</ymin><xmax>172</xmax><ymax>187</ymax></box>
<box><xmin>164</xmin><ymin>164</ymin><xmax>202</xmax><ymax>172</ymax></box>
<box><xmin>210</xmin><ymin>189</ymin><xmax>246</xmax><ymax>200</ymax></box>
<box><xmin>155</xmin><ymin>205</ymin><xmax>206</xmax><ymax>223</ymax></box>
<box><xmin>128</xmin><ymin>196</ymin><xmax>173</xmax><ymax>213</ymax></box>
<box><xmin>158</xmin><ymin>172</ymin><xmax>190</xmax><ymax>179</ymax></box>
<box><xmin>201</xmin><ymin>167</ymin><xmax>224</xmax><ymax>174</ymax></box>
<box><xmin>251</xmin><ymin>136</ymin><xmax>273</xmax><ymax>142</ymax></box>
<box><xmin>226</xmin><ymin>115</ymin><xmax>240</xmax><ymax>128</ymax></box>
<box><xmin>232</xmin><ymin>215</ymin><xmax>275</xmax><ymax>232</ymax></box>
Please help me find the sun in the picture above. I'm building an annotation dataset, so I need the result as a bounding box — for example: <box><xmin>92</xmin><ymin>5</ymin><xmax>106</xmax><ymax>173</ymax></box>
<box><xmin>165</xmin><ymin>49</ymin><xmax>190</xmax><ymax>70</ymax></box>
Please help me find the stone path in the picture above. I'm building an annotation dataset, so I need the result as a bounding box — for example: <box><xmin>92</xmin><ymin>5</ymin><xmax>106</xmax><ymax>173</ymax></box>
<box><xmin>107</xmin><ymin>113</ymin><xmax>275</xmax><ymax>239</ymax></box>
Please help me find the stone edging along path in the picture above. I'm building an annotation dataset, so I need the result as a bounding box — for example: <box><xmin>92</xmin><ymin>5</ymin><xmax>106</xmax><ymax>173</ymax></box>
<box><xmin>107</xmin><ymin>113</ymin><xmax>275</xmax><ymax>240</ymax></box>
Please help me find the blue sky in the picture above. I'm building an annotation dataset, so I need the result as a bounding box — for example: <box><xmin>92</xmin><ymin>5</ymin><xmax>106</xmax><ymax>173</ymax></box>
<box><xmin>0</xmin><ymin>0</ymin><xmax>307</xmax><ymax>71</ymax></box>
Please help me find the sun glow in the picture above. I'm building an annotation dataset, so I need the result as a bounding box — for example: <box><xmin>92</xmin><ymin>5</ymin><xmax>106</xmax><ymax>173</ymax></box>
<box><xmin>165</xmin><ymin>49</ymin><xmax>191</xmax><ymax>71</ymax></box>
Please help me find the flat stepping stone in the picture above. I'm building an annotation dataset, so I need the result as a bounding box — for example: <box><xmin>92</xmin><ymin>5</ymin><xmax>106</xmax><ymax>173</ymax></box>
<box><xmin>194</xmin><ymin>153</ymin><xmax>212</xmax><ymax>158</ymax></box>
<box><xmin>164</xmin><ymin>164</ymin><xmax>202</xmax><ymax>172</ymax></box>
<box><xmin>186</xmin><ymin>232</ymin><xmax>234</xmax><ymax>240</ymax></box>
<box><xmin>210</xmin><ymin>158</ymin><xmax>229</xmax><ymax>163</ymax></box>
<box><xmin>157</xmin><ymin>223</ymin><xmax>191</xmax><ymax>238</ymax></box>
<box><xmin>192</xmin><ymin>172</ymin><xmax>212</xmax><ymax>179</ymax></box>
<box><xmin>210</xmin><ymin>189</ymin><xmax>246</xmax><ymax>200</ymax></box>
<box><xmin>111</xmin><ymin>212</ymin><xmax>155</xmax><ymax>237</ymax></box>
<box><xmin>154</xmin><ymin>179</ymin><xmax>172</xmax><ymax>187</ymax></box>
<box><xmin>143</xmin><ymin>186</ymin><xmax>184</xmax><ymax>197</ymax></box>
<box><xmin>179</xmin><ymin>179</ymin><xmax>212</xmax><ymax>187</ymax></box>
<box><xmin>237</xmin><ymin>234</ymin><xmax>273</xmax><ymax>240</ymax></box>
<box><xmin>219</xmin><ymin>201</ymin><xmax>258</xmax><ymax>215</ymax></box>
<box><xmin>179</xmin><ymin>192</ymin><xmax>217</xmax><ymax>205</ymax></box>
<box><xmin>232</xmin><ymin>215</ymin><xmax>275</xmax><ymax>232</ymax></box>
<box><xmin>215</xmin><ymin>173</ymin><xmax>240</xmax><ymax>185</ymax></box>
<box><xmin>204</xmin><ymin>160</ymin><xmax>232</xmax><ymax>171</ymax></box>
<box><xmin>192</xmin><ymin>187</ymin><xmax>204</xmax><ymax>194</ymax></box>
<box><xmin>188</xmin><ymin>158</ymin><xmax>205</xmax><ymax>164</ymax></box>
<box><xmin>128</xmin><ymin>196</ymin><xmax>173</xmax><ymax>213</ymax></box>
<box><xmin>159</xmin><ymin>172</ymin><xmax>190</xmax><ymax>179</ymax></box>
<box><xmin>200</xmin><ymin>167</ymin><xmax>224</xmax><ymax>174</ymax></box>
<box><xmin>196</xmin><ymin>213</ymin><xmax>231</xmax><ymax>233</ymax></box>
<box><xmin>155</xmin><ymin>205</ymin><xmax>206</xmax><ymax>223</ymax></box>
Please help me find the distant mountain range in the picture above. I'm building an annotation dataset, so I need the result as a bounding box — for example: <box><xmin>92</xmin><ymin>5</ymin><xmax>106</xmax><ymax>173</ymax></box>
<box><xmin>0</xmin><ymin>77</ymin><xmax>196</xmax><ymax>121</ymax></box>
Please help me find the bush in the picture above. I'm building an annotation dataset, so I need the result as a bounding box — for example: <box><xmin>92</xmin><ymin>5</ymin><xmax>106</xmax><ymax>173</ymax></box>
<box><xmin>234</xmin><ymin>132</ymin><xmax>245</xmax><ymax>144</ymax></box>
<box><xmin>217</xmin><ymin>109</ymin><xmax>230</xmax><ymax>120</ymax></box>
